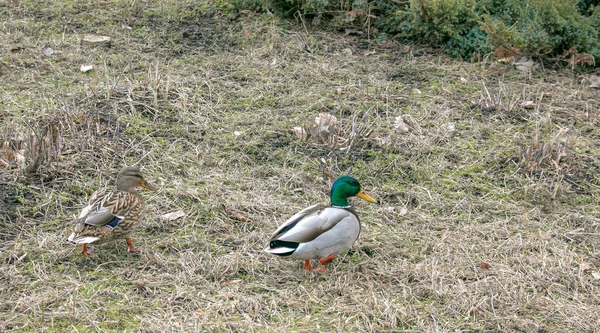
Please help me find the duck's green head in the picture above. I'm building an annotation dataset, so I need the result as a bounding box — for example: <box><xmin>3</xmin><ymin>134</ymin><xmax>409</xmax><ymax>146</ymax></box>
<box><xmin>330</xmin><ymin>176</ymin><xmax>377</xmax><ymax>207</ymax></box>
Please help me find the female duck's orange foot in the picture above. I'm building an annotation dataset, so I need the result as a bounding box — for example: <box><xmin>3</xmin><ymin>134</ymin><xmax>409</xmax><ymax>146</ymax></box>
<box><xmin>304</xmin><ymin>260</ymin><xmax>313</xmax><ymax>271</ymax></box>
<box><xmin>126</xmin><ymin>246</ymin><xmax>144</xmax><ymax>253</ymax></box>
<box><xmin>81</xmin><ymin>244</ymin><xmax>95</xmax><ymax>258</ymax></box>
<box><xmin>125</xmin><ymin>238</ymin><xmax>144</xmax><ymax>254</ymax></box>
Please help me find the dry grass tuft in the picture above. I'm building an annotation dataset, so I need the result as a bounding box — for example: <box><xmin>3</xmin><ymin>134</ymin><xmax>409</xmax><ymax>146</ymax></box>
<box><xmin>1</xmin><ymin>1</ymin><xmax>600</xmax><ymax>332</ymax></box>
<box><xmin>293</xmin><ymin>111</ymin><xmax>375</xmax><ymax>152</ymax></box>
<box><xmin>519</xmin><ymin>140</ymin><xmax>572</xmax><ymax>175</ymax></box>
<box><xmin>1</xmin><ymin>121</ymin><xmax>61</xmax><ymax>175</ymax></box>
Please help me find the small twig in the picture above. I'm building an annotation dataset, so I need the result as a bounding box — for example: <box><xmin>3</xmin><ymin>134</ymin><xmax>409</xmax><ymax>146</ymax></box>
<box><xmin>481</xmin><ymin>80</ymin><xmax>492</xmax><ymax>102</ymax></box>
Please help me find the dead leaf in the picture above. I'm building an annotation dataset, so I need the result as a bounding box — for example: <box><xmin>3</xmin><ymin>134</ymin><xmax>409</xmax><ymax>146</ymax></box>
<box><xmin>293</xmin><ymin>126</ymin><xmax>307</xmax><ymax>140</ymax></box>
<box><xmin>344</xmin><ymin>29</ymin><xmax>363</xmax><ymax>36</ymax></box>
<box><xmin>312</xmin><ymin>113</ymin><xmax>338</xmax><ymax>143</ymax></box>
<box><xmin>161</xmin><ymin>211</ymin><xmax>186</xmax><ymax>221</ymax></box>
<box><xmin>520</xmin><ymin>100</ymin><xmax>535</xmax><ymax>109</ymax></box>
<box><xmin>80</xmin><ymin>65</ymin><xmax>94</xmax><ymax>72</ymax></box>
<box><xmin>294</xmin><ymin>114</ymin><xmax>342</xmax><ymax>145</ymax></box>
<box><xmin>42</xmin><ymin>47</ymin><xmax>53</xmax><ymax>57</ymax></box>
<box><xmin>589</xmin><ymin>75</ymin><xmax>600</xmax><ymax>88</ymax></box>
<box><xmin>83</xmin><ymin>35</ymin><xmax>111</xmax><ymax>43</ymax></box>
<box><xmin>364</xmin><ymin>50</ymin><xmax>376</xmax><ymax>56</ymax></box>
<box><xmin>497</xmin><ymin>56</ymin><xmax>515</xmax><ymax>64</ymax></box>
<box><xmin>439</xmin><ymin>122</ymin><xmax>455</xmax><ymax>134</ymax></box>
<box><xmin>220</xmin><ymin>279</ymin><xmax>242</xmax><ymax>285</ymax></box>
<box><xmin>394</xmin><ymin>115</ymin><xmax>409</xmax><ymax>134</ymax></box>
<box><xmin>231</xmin><ymin>213</ymin><xmax>251</xmax><ymax>222</ymax></box>
<box><xmin>514</xmin><ymin>57</ymin><xmax>535</xmax><ymax>72</ymax></box>
<box><xmin>541</xmin><ymin>202</ymin><xmax>553</xmax><ymax>214</ymax></box>
<box><xmin>493</xmin><ymin>48</ymin><xmax>509</xmax><ymax>58</ymax></box>
<box><xmin>15</xmin><ymin>151</ymin><xmax>26</xmax><ymax>168</ymax></box>
<box><xmin>315</xmin><ymin>113</ymin><xmax>337</xmax><ymax>127</ymax></box>
<box><xmin>480</xmin><ymin>261</ymin><xmax>489</xmax><ymax>270</ymax></box>
<box><xmin>580</xmin><ymin>263</ymin><xmax>592</xmax><ymax>272</ymax></box>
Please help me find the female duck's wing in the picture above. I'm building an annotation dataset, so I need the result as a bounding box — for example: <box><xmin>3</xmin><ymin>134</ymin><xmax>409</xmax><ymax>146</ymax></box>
<box><xmin>76</xmin><ymin>191</ymin><xmax>137</xmax><ymax>229</ymax></box>
<box><xmin>68</xmin><ymin>191</ymin><xmax>140</xmax><ymax>244</ymax></box>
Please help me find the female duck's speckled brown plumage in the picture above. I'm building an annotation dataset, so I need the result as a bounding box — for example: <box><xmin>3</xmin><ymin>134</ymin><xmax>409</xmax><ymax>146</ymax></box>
<box><xmin>67</xmin><ymin>166</ymin><xmax>156</xmax><ymax>257</ymax></box>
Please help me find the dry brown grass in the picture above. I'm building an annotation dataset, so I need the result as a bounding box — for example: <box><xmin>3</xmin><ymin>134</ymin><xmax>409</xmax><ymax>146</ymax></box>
<box><xmin>1</xmin><ymin>1</ymin><xmax>600</xmax><ymax>332</ymax></box>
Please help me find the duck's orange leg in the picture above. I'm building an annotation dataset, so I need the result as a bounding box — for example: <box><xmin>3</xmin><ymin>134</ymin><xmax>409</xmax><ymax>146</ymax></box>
<box><xmin>304</xmin><ymin>260</ymin><xmax>313</xmax><ymax>271</ymax></box>
<box><xmin>319</xmin><ymin>253</ymin><xmax>335</xmax><ymax>265</ymax></box>
<box><xmin>126</xmin><ymin>238</ymin><xmax>143</xmax><ymax>253</ymax></box>
<box><xmin>313</xmin><ymin>254</ymin><xmax>335</xmax><ymax>272</ymax></box>
<box><xmin>81</xmin><ymin>244</ymin><xmax>95</xmax><ymax>258</ymax></box>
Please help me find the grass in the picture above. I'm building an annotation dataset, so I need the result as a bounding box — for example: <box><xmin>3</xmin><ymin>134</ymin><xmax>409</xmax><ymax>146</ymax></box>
<box><xmin>1</xmin><ymin>0</ymin><xmax>600</xmax><ymax>332</ymax></box>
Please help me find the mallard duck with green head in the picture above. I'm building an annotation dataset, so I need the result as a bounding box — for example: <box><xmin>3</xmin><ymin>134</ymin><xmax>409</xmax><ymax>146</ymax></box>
<box><xmin>265</xmin><ymin>176</ymin><xmax>377</xmax><ymax>272</ymax></box>
<box><xmin>67</xmin><ymin>166</ymin><xmax>156</xmax><ymax>257</ymax></box>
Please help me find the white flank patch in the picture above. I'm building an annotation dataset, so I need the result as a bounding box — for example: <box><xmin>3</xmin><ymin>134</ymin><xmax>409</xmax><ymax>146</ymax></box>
<box><xmin>264</xmin><ymin>246</ymin><xmax>295</xmax><ymax>255</ymax></box>
<box><xmin>68</xmin><ymin>236</ymin><xmax>100</xmax><ymax>244</ymax></box>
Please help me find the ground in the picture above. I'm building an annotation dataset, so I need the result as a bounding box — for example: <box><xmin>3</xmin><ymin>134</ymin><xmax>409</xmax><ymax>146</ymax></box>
<box><xmin>1</xmin><ymin>1</ymin><xmax>600</xmax><ymax>332</ymax></box>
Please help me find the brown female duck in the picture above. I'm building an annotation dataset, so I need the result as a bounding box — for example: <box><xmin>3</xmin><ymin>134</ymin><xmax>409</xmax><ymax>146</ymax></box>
<box><xmin>67</xmin><ymin>166</ymin><xmax>156</xmax><ymax>257</ymax></box>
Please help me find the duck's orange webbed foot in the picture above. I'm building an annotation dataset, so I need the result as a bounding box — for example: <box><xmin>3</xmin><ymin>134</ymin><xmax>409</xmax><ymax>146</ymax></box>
<box><xmin>304</xmin><ymin>260</ymin><xmax>313</xmax><ymax>271</ymax></box>
<box><xmin>126</xmin><ymin>238</ymin><xmax>144</xmax><ymax>254</ymax></box>
<box><xmin>81</xmin><ymin>244</ymin><xmax>95</xmax><ymax>258</ymax></box>
<box><xmin>312</xmin><ymin>265</ymin><xmax>327</xmax><ymax>272</ymax></box>
<box><xmin>319</xmin><ymin>253</ymin><xmax>335</xmax><ymax>265</ymax></box>
<box><xmin>305</xmin><ymin>260</ymin><xmax>326</xmax><ymax>272</ymax></box>
<box><xmin>312</xmin><ymin>254</ymin><xmax>335</xmax><ymax>272</ymax></box>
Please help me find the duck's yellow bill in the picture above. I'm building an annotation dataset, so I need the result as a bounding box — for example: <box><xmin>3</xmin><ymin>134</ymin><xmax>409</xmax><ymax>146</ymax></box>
<box><xmin>141</xmin><ymin>182</ymin><xmax>157</xmax><ymax>191</ymax></box>
<box><xmin>357</xmin><ymin>189</ymin><xmax>377</xmax><ymax>203</ymax></box>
